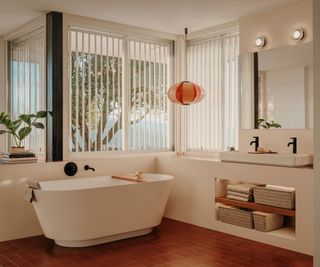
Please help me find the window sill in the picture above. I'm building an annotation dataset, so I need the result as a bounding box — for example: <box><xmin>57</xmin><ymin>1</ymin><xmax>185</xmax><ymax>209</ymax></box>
<box><xmin>65</xmin><ymin>150</ymin><xmax>175</xmax><ymax>161</ymax></box>
<box><xmin>182</xmin><ymin>151</ymin><xmax>221</xmax><ymax>161</ymax></box>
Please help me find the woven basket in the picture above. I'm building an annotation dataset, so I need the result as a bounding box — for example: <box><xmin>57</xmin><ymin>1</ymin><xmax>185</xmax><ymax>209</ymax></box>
<box><xmin>253</xmin><ymin>187</ymin><xmax>295</xmax><ymax>209</ymax></box>
<box><xmin>218</xmin><ymin>204</ymin><xmax>253</xmax><ymax>229</ymax></box>
<box><xmin>253</xmin><ymin>211</ymin><xmax>284</xmax><ymax>232</ymax></box>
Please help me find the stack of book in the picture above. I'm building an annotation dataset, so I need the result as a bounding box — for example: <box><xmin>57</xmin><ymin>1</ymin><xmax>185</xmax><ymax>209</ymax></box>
<box><xmin>1</xmin><ymin>151</ymin><xmax>37</xmax><ymax>164</ymax></box>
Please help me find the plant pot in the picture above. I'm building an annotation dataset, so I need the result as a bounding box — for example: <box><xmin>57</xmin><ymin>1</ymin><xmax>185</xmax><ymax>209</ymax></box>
<box><xmin>10</xmin><ymin>147</ymin><xmax>26</xmax><ymax>153</ymax></box>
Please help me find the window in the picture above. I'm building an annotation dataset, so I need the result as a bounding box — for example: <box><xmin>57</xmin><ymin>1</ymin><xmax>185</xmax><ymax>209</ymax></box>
<box><xmin>186</xmin><ymin>33</ymin><xmax>239</xmax><ymax>152</ymax></box>
<box><xmin>69</xmin><ymin>27</ymin><xmax>172</xmax><ymax>153</ymax></box>
<box><xmin>8</xmin><ymin>28</ymin><xmax>46</xmax><ymax>154</ymax></box>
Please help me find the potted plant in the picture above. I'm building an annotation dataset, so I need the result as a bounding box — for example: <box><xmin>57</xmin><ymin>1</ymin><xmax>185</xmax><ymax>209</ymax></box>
<box><xmin>257</xmin><ymin>118</ymin><xmax>281</xmax><ymax>129</ymax></box>
<box><xmin>0</xmin><ymin>111</ymin><xmax>47</xmax><ymax>152</ymax></box>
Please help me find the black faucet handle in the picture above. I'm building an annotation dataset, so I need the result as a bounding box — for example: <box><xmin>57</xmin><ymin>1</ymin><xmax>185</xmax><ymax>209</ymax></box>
<box><xmin>84</xmin><ymin>165</ymin><xmax>95</xmax><ymax>171</ymax></box>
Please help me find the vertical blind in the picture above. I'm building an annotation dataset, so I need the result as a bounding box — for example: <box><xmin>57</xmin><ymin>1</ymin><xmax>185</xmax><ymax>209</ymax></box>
<box><xmin>69</xmin><ymin>27</ymin><xmax>172</xmax><ymax>152</ymax></box>
<box><xmin>128</xmin><ymin>40</ymin><xmax>171</xmax><ymax>151</ymax></box>
<box><xmin>69</xmin><ymin>29</ymin><xmax>124</xmax><ymax>152</ymax></box>
<box><xmin>186</xmin><ymin>33</ymin><xmax>239</xmax><ymax>152</ymax></box>
<box><xmin>9</xmin><ymin>29</ymin><xmax>46</xmax><ymax>153</ymax></box>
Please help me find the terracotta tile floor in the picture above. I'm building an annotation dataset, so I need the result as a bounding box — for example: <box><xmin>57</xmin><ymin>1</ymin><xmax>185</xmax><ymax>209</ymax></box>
<box><xmin>0</xmin><ymin>218</ymin><xmax>312</xmax><ymax>267</ymax></box>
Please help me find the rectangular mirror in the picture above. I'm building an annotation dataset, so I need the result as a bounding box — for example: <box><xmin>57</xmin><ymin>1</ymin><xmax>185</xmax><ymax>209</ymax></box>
<box><xmin>239</xmin><ymin>42</ymin><xmax>313</xmax><ymax>129</ymax></box>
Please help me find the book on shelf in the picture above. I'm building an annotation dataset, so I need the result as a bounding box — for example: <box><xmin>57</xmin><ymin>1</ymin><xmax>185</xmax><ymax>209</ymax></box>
<box><xmin>3</xmin><ymin>150</ymin><xmax>36</xmax><ymax>158</ymax></box>
<box><xmin>1</xmin><ymin>157</ymin><xmax>38</xmax><ymax>164</ymax></box>
<box><xmin>1</xmin><ymin>151</ymin><xmax>38</xmax><ymax>164</ymax></box>
<box><xmin>3</xmin><ymin>153</ymin><xmax>36</xmax><ymax>158</ymax></box>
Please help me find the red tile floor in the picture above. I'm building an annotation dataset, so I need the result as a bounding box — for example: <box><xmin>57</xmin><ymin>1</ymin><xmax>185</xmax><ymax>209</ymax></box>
<box><xmin>0</xmin><ymin>218</ymin><xmax>312</xmax><ymax>267</ymax></box>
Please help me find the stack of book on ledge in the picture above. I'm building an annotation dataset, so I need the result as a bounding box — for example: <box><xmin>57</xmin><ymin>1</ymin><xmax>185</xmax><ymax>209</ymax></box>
<box><xmin>1</xmin><ymin>150</ymin><xmax>37</xmax><ymax>165</ymax></box>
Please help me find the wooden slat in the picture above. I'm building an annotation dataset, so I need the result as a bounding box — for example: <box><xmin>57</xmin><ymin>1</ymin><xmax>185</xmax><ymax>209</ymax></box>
<box><xmin>215</xmin><ymin>197</ymin><xmax>295</xmax><ymax>217</ymax></box>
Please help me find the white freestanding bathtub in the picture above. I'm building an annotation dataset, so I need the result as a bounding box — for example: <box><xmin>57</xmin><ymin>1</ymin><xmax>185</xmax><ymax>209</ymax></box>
<box><xmin>30</xmin><ymin>174</ymin><xmax>173</xmax><ymax>247</ymax></box>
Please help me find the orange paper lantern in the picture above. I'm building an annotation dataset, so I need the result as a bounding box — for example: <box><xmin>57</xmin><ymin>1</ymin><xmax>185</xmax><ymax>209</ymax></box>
<box><xmin>168</xmin><ymin>81</ymin><xmax>205</xmax><ymax>105</ymax></box>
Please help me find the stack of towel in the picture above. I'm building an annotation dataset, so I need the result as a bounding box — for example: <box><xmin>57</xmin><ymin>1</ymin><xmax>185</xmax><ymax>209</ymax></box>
<box><xmin>227</xmin><ymin>184</ymin><xmax>256</xmax><ymax>202</ymax></box>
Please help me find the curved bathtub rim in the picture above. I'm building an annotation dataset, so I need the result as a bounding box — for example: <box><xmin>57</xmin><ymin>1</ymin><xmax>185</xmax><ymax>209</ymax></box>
<box><xmin>35</xmin><ymin>173</ymin><xmax>174</xmax><ymax>192</ymax></box>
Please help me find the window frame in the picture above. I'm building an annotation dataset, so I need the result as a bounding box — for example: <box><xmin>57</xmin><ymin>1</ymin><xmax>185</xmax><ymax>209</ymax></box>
<box><xmin>65</xmin><ymin>18</ymin><xmax>175</xmax><ymax>159</ymax></box>
<box><xmin>2</xmin><ymin>16</ymin><xmax>46</xmax><ymax>157</ymax></box>
<box><xmin>184</xmin><ymin>30</ymin><xmax>240</xmax><ymax>158</ymax></box>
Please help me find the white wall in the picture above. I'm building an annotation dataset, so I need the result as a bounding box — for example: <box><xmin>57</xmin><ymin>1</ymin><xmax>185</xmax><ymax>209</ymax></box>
<box><xmin>0</xmin><ymin>156</ymin><xmax>156</xmax><ymax>242</ymax></box>
<box><xmin>0</xmin><ymin>37</ymin><xmax>5</xmax><ymax>155</ymax></box>
<box><xmin>313</xmin><ymin>0</ymin><xmax>320</xmax><ymax>265</ymax></box>
<box><xmin>239</xmin><ymin>0</ymin><xmax>312</xmax><ymax>54</ymax></box>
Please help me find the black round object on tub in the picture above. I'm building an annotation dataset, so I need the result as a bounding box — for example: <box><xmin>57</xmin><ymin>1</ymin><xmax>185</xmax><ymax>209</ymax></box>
<box><xmin>64</xmin><ymin>162</ymin><xmax>78</xmax><ymax>176</ymax></box>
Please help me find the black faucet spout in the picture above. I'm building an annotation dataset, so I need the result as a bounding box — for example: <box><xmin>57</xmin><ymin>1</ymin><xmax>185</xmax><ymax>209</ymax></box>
<box><xmin>287</xmin><ymin>137</ymin><xmax>297</xmax><ymax>154</ymax></box>
<box><xmin>250</xmin><ymin>136</ymin><xmax>259</xmax><ymax>152</ymax></box>
<box><xmin>84</xmin><ymin>165</ymin><xmax>95</xmax><ymax>172</ymax></box>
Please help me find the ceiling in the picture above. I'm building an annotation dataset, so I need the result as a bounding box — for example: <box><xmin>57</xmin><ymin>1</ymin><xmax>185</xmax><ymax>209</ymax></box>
<box><xmin>0</xmin><ymin>0</ymin><xmax>299</xmax><ymax>36</ymax></box>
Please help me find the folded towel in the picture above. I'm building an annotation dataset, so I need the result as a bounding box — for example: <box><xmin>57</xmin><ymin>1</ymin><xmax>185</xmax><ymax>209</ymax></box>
<box><xmin>27</xmin><ymin>179</ymin><xmax>41</xmax><ymax>189</ymax></box>
<box><xmin>227</xmin><ymin>191</ymin><xmax>251</xmax><ymax>198</ymax></box>
<box><xmin>227</xmin><ymin>194</ymin><xmax>250</xmax><ymax>202</ymax></box>
<box><xmin>227</xmin><ymin>184</ymin><xmax>256</xmax><ymax>194</ymax></box>
<box><xmin>227</xmin><ymin>191</ymin><xmax>253</xmax><ymax>201</ymax></box>
<box><xmin>265</xmin><ymin>185</ymin><xmax>295</xmax><ymax>192</ymax></box>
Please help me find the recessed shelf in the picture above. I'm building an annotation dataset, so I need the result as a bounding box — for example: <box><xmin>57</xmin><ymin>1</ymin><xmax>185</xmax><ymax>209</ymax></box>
<box><xmin>215</xmin><ymin>197</ymin><xmax>295</xmax><ymax>217</ymax></box>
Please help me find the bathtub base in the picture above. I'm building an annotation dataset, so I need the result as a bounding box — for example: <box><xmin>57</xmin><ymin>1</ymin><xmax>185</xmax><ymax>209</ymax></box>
<box><xmin>55</xmin><ymin>227</ymin><xmax>154</xmax><ymax>247</ymax></box>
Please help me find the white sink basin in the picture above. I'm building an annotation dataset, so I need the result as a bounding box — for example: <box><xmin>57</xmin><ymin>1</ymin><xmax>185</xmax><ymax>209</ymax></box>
<box><xmin>220</xmin><ymin>151</ymin><xmax>313</xmax><ymax>167</ymax></box>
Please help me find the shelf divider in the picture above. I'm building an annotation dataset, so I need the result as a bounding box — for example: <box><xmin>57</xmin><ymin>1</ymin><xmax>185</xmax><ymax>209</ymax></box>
<box><xmin>215</xmin><ymin>197</ymin><xmax>295</xmax><ymax>217</ymax></box>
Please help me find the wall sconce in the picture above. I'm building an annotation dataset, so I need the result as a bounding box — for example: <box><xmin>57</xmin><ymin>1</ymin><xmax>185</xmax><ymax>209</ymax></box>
<box><xmin>290</xmin><ymin>28</ymin><xmax>304</xmax><ymax>42</ymax></box>
<box><xmin>253</xmin><ymin>36</ymin><xmax>266</xmax><ymax>48</ymax></box>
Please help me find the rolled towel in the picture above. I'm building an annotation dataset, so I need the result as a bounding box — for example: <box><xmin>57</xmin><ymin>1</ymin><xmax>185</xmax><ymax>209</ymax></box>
<box><xmin>227</xmin><ymin>194</ymin><xmax>250</xmax><ymax>202</ymax></box>
<box><xmin>265</xmin><ymin>185</ymin><xmax>295</xmax><ymax>192</ymax></box>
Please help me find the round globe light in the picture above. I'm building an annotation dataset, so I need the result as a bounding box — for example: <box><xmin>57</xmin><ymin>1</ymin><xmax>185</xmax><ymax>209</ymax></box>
<box><xmin>253</xmin><ymin>36</ymin><xmax>266</xmax><ymax>48</ymax></box>
<box><xmin>291</xmin><ymin>28</ymin><xmax>304</xmax><ymax>41</ymax></box>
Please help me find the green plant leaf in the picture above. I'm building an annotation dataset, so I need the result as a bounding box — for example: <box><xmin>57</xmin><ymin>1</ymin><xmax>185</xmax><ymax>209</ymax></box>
<box><xmin>32</xmin><ymin>122</ymin><xmax>45</xmax><ymax>129</ymax></box>
<box><xmin>18</xmin><ymin>127</ymin><xmax>32</xmax><ymax>140</ymax></box>
<box><xmin>0</xmin><ymin>112</ymin><xmax>8</xmax><ymax>122</ymax></box>
<box><xmin>19</xmin><ymin>114</ymin><xmax>31</xmax><ymax>125</ymax></box>
<box><xmin>36</xmin><ymin>111</ymin><xmax>47</xmax><ymax>118</ymax></box>
<box><xmin>0</xmin><ymin>112</ymin><xmax>9</xmax><ymax>125</ymax></box>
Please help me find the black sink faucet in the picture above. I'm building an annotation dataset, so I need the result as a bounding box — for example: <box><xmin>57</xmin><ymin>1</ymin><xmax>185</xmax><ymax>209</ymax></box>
<box><xmin>84</xmin><ymin>165</ymin><xmax>95</xmax><ymax>171</ymax></box>
<box><xmin>287</xmin><ymin>137</ymin><xmax>297</xmax><ymax>154</ymax></box>
<box><xmin>250</xmin><ymin>136</ymin><xmax>259</xmax><ymax>152</ymax></box>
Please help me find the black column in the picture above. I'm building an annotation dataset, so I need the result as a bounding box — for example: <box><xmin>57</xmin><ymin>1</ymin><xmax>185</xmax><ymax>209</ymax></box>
<box><xmin>253</xmin><ymin>52</ymin><xmax>259</xmax><ymax>129</ymax></box>
<box><xmin>46</xmin><ymin>12</ymin><xmax>63</xmax><ymax>161</ymax></box>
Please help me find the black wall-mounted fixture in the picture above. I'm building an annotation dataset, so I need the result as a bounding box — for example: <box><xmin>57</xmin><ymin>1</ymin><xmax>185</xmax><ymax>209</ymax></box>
<box><xmin>46</xmin><ymin>11</ymin><xmax>63</xmax><ymax>162</ymax></box>
<box><xmin>84</xmin><ymin>165</ymin><xmax>95</xmax><ymax>172</ymax></box>
<box><xmin>250</xmin><ymin>136</ymin><xmax>260</xmax><ymax>152</ymax></box>
<box><xmin>287</xmin><ymin>137</ymin><xmax>297</xmax><ymax>154</ymax></box>
<box><xmin>64</xmin><ymin>162</ymin><xmax>78</xmax><ymax>176</ymax></box>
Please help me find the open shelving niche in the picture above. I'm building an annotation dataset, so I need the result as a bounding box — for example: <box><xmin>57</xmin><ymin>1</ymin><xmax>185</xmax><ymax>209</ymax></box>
<box><xmin>214</xmin><ymin>178</ymin><xmax>295</xmax><ymax>240</ymax></box>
